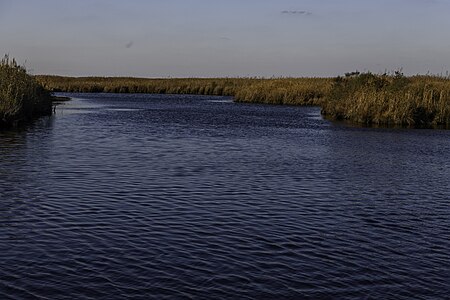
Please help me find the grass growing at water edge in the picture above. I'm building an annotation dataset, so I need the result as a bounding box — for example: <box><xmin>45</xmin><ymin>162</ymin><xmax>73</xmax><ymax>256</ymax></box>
<box><xmin>0</xmin><ymin>55</ymin><xmax>52</xmax><ymax>127</ymax></box>
<box><xmin>322</xmin><ymin>72</ymin><xmax>450</xmax><ymax>127</ymax></box>
<box><xmin>35</xmin><ymin>73</ymin><xmax>450</xmax><ymax>128</ymax></box>
<box><xmin>36</xmin><ymin>75</ymin><xmax>333</xmax><ymax>106</ymax></box>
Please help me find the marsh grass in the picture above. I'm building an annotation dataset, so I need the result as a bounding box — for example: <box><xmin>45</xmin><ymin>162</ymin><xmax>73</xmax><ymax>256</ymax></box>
<box><xmin>35</xmin><ymin>76</ymin><xmax>332</xmax><ymax>105</ymax></box>
<box><xmin>0</xmin><ymin>56</ymin><xmax>52</xmax><ymax>127</ymax></box>
<box><xmin>36</xmin><ymin>73</ymin><xmax>450</xmax><ymax>128</ymax></box>
<box><xmin>234</xmin><ymin>78</ymin><xmax>332</xmax><ymax>106</ymax></box>
<box><xmin>322</xmin><ymin>72</ymin><xmax>450</xmax><ymax>127</ymax></box>
<box><xmin>35</xmin><ymin>76</ymin><xmax>258</xmax><ymax>95</ymax></box>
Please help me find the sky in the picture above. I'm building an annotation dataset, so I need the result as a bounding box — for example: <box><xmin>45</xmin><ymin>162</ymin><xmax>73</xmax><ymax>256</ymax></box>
<box><xmin>1</xmin><ymin>0</ymin><xmax>450</xmax><ymax>77</ymax></box>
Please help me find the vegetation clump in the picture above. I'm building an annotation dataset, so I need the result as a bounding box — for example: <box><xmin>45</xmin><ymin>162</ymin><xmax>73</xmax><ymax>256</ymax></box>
<box><xmin>321</xmin><ymin>72</ymin><xmax>450</xmax><ymax>127</ymax></box>
<box><xmin>0</xmin><ymin>56</ymin><xmax>52</xmax><ymax>127</ymax></box>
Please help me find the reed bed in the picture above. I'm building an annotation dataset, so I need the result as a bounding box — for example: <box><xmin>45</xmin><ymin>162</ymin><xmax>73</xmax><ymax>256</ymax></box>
<box><xmin>35</xmin><ymin>73</ymin><xmax>450</xmax><ymax>128</ymax></box>
<box><xmin>234</xmin><ymin>78</ymin><xmax>332</xmax><ymax>106</ymax></box>
<box><xmin>36</xmin><ymin>76</ymin><xmax>260</xmax><ymax>96</ymax></box>
<box><xmin>321</xmin><ymin>73</ymin><xmax>450</xmax><ymax>127</ymax></box>
<box><xmin>0</xmin><ymin>56</ymin><xmax>52</xmax><ymax>128</ymax></box>
<box><xmin>35</xmin><ymin>76</ymin><xmax>331</xmax><ymax>105</ymax></box>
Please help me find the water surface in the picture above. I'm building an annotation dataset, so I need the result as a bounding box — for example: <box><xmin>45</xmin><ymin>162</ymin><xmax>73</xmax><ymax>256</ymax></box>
<box><xmin>1</xmin><ymin>93</ymin><xmax>449</xmax><ymax>299</ymax></box>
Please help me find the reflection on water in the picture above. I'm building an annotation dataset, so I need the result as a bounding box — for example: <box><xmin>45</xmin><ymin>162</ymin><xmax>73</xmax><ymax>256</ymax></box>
<box><xmin>1</xmin><ymin>93</ymin><xmax>449</xmax><ymax>299</ymax></box>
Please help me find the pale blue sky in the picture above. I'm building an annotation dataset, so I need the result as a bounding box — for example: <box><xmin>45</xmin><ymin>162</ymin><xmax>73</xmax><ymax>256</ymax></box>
<box><xmin>1</xmin><ymin>0</ymin><xmax>449</xmax><ymax>77</ymax></box>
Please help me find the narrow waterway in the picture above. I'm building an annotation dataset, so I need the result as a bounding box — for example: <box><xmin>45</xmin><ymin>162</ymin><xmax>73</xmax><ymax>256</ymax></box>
<box><xmin>1</xmin><ymin>93</ymin><xmax>449</xmax><ymax>299</ymax></box>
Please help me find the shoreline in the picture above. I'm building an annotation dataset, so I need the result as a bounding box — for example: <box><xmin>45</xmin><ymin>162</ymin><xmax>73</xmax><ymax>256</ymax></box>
<box><xmin>38</xmin><ymin>74</ymin><xmax>450</xmax><ymax>128</ymax></box>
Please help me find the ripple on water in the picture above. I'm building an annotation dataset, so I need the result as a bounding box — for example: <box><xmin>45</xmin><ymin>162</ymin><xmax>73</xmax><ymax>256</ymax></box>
<box><xmin>0</xmin><ymin>93</ymin><xmax>449</xmax><ymax>299</ymax></box>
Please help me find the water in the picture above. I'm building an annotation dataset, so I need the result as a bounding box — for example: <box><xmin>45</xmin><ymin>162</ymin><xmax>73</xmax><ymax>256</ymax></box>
<box><xmin>1</xmin><ymin>93</ymin><xmax>449</xmax><ymax>299</ymax></box>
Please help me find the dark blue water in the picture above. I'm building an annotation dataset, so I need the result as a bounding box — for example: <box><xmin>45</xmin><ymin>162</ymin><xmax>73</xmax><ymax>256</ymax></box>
<box><xmin>1</xmin><ymin>93</ymin><xmax>449</xmax><ymax>299</ymax></box>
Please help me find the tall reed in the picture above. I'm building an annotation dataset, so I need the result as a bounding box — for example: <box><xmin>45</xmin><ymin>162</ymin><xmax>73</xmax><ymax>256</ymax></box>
<box><xmin>0</xmin><ymin>56</ymin><xmax>52</xmax><ymax>127</ymax></box>
<box><xmin>321</xmin><ymin>72</ymin><xmax>450</xmax><ymax>126</ymax></box>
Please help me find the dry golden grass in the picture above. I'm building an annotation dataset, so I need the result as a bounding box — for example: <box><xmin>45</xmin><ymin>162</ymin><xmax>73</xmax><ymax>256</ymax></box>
<box><xmin>35</xmin><ymin>73</ymin><xmax>450</xmax><ymax>127</ymax></box>
<box><xmin>321</xmin><ymin>73</ymin><xmax>450</xmax><ymax>127</ymax></box>
<box><xmin>35</xmin><ymin>76</ymin><xmax>259</xmax><ymax>95</ymax></box>
<box><xmin>234</xmin><ymin>78</ymin><xmax>332</xmax><ymax>106</ymax></box>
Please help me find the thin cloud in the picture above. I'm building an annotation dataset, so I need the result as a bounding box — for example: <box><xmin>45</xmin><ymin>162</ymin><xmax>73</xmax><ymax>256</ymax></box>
<box><xmin>281</xmin><ymin>10</ymin><xmax>312</xmax><ymax>16</ymax></box>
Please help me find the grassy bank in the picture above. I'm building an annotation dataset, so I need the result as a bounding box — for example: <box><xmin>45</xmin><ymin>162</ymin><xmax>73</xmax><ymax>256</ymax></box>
<box><xmin>1</xmin><ymin>56</ymin><xmax>52</xmax><ymax>128</ymax></box>
<box><xmin>234</xmin><ymin>78</ymin><xmax>332</xmax><ymax>106</ymax></box>
<box><xmin>322</xmin><ymin>73</ymin><xmax>450</xmax><ymax>127</ymax></box>
<box><xmin>36</xmin><ymin>76</ymin><xmax>257</xmax><ymax>96</ymax></box>
<box><xmin>36</xmin><ymin>75</ymin><xmax>332</xmax><ymax>107</ymax></box>
<box><xmin>35</xmin><ymin>73</ymin><xmax>450</xmax><ymax>128</ymax></box>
